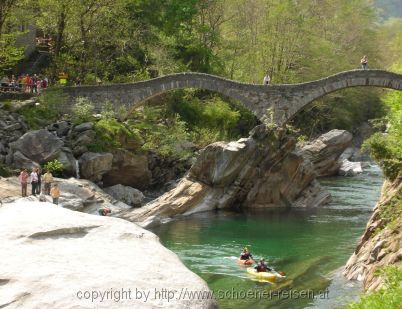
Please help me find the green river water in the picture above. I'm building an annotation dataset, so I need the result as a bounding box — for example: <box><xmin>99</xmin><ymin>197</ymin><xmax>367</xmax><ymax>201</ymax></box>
<box><xmin>151</xmin><ymin>164</ymin><xmax>383</xmax><ymax>308</ymax></box>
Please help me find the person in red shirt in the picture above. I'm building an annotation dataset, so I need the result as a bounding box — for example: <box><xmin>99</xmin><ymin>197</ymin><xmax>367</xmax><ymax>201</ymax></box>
<box><xmin>26</xmin><ymin>74</ymin><xmax>33</xmax><ymax>93</ymax></box>
<box><xmin>19</xmin><ymin>168</ymin><xmax>29</xmax><ymax>197</ymax></box>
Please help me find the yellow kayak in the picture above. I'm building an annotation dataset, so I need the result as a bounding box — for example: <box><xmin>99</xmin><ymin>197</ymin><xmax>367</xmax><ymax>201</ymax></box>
<box><xmin>246</xmin><ymin>267</ymin><xmax>286</xmax><ymax>282</ymax></box>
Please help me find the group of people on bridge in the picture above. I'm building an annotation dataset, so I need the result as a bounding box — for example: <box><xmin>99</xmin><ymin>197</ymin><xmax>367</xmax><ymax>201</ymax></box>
<box><xmin>0</xmin><ymin>74</ymin><xmax>49</xmax><ymax>94</ymax></box>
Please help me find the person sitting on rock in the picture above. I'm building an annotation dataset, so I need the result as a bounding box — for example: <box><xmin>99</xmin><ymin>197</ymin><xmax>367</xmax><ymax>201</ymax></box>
<box><xmin>98</xmin><ymin>207</ymin><xmax>112</xmax><ymax>216</ymax></box>
<box><xmin>240</xmin><ymin>247</ymin><xmax>253</xmax><ymax>261</ymax></box>
<box><xmin>255</xmin><ymin>258</ymin><xmax>272</xmax><ymax>272</ymax></box>
<box><xmin>50</xmin><ymin>183</ymin><xmax>60</xmax><ymax>205</ymax></box>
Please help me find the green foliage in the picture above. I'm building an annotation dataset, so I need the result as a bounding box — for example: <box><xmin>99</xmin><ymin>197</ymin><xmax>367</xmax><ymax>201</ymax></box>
<box><xmin>363</xmin><ymin>83</ymin><xmax>402</xmax><ymax>181</ymax></box>
<box><xmin>43</xmin><ymin>159</ymin><xmax>64</xmax><ymax>175</ymax></box>
<box><xmin>129</xmin><ymin>106</ymin><xmax>192</xmax><ymax>158</ymax></box>
<box><xmin>165</xmin><ymin>90</ymin><xmax>256</xmax><ymax>142</ymax></box>
<box><xmin>348</xmin><ymin>266</ymin><xmax>402</xmax><ymax>309</ymax></box>
<box><xmin>0</xmin><ymin>163</ymin><xmax>14</xmax><ymax>177</ymax></box>
<box><xmin>17</xmin><ymin>88</ymin><xmax>66</xmax><ymax>129</ymax></box>
<box><xmin>0</xmin><ymin>33</ymin><xmax>24</xmax><ymax>74</ymax></box>
<box><xmin>72</xmin><ymin>97</ymin><xmax>95</xmax><ymax>124</ymax></box>
<box><xmin>89</xmin><ymin>118</ymin><xmax>143</xmax><ymax>152</ymax></box>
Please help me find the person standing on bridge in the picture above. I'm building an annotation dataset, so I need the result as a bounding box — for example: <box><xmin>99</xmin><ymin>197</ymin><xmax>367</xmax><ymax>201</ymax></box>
<box><xmin>263</xmin><ymin>72</ymin><xmax>271</xmax><ymax>85</ymax></box>
<box><xmin>360</xmin><ymin>55</ymin><xmax>368</xmax><ymax>70</ymax></box>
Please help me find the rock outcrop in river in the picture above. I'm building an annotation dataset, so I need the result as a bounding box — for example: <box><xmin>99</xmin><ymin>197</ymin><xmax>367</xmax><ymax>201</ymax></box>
<box><xmin>343</xmin><ymin>175</ymin><xmax>402</xmax><ymax>291</ymax></box>
<box><xmin>300</xmin><ymin>129</ymin><xmax>353</xmax><ymax>177</ymax></box>
<box><xmin>120</xmin><ymin>125</ymin><xmax>332</xmax><ymax>227</ymax></box>
<box><xmin>0</xmin><ymin>201</ymin><xmax>217</xmax><ymax>308</ymax></box>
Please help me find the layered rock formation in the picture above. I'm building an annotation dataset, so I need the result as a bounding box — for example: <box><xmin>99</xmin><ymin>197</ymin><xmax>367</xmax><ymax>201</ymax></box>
<box><xmin>0</xmin><ymin>202</ymin><xmax>216</xmax><ymax>308</ymax></box>
<box><xmin>343</xmin><ymin>176</ymin><xmax>402</xmax><ymax>291</ymax></box>
<box><xmin>120</xmin><ymin>125</ymin><xmax>331</xmax><ymax>227</ymax></box>
<box><xmin>300</xmin><ymin>129</ymin><xmax>353</xmax><ymax>177</ymax></box>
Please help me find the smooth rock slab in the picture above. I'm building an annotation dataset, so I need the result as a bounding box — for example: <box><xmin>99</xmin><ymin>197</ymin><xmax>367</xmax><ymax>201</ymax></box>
<box><xmin>0</xmin><ymin>202</ymin><xmax>216</xmax><ymax>308</ymax></box>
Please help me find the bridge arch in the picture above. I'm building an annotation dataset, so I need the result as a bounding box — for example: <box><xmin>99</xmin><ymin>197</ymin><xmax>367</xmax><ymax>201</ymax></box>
<box><xmin>61</xmin><ymin>70</ymin><xmax>402</xmax><ymax>125</ymax></box>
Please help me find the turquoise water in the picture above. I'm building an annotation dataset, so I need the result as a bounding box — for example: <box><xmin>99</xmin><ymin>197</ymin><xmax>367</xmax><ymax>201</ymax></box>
<box><xmin>151</xmin><ymin>164</ymin><xmax>383</xmax><ymax>308</ymax></box>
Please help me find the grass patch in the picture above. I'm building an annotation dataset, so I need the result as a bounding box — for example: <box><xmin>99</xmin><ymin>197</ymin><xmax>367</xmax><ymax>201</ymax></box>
<box><xmin>348</xmin><ymin>266</ymin><xmax>402</xmax><ymax>309</ymax></box>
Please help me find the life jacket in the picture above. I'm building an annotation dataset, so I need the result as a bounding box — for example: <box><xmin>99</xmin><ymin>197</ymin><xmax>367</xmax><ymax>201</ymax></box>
<box><xmin>240</xmin><ymin>252</ymin><xmax>251</xmax><ymax>260</ymax></box>
<box><xmin>256</xmin><ymin>263</ymin><xmax>268</xmax><ymax>272</ymax></box>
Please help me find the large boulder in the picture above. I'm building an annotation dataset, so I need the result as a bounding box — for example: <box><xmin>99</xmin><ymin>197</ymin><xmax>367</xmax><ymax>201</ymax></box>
<box><xmin>9</xmin><ymin>129</ymin><xmax>64</xmax><ymax>165</ymax></box>
<box><xmin>300</xmin><ymin>129</ymin><xmax>353</xmax><ymax>176</ymax></box>
<box><xmin>104</xmin><ymin>184</ymin><xmax>144</xmax><ymax>207</ymax></box>
<box><xmin>120</xmin><ymin>125</ymin><xmax>331</xmax><ymax>227</ymax></box>
<box><xmin>57</xmin><ymin>148</ymin><xmax>78</xmax><ymax>176</ymax></box>
<box><xmin>79</xmin><ymin>152</ymin><xmax>113</xmax><ymax>182</ymax></box>
<box><xmin>0</xmin><ymin>202</ymin><xmax>216</xmax><ymax>308</ymax></box>
<box><xmin>103</xmin><ymin>150</ymin><xmax>151</xmax><ymax>190</ymax></box>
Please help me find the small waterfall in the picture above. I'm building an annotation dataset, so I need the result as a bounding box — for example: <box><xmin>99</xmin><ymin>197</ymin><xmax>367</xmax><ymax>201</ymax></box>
<box><xmin>75</xmin><ymin>160</ymin><xmax>80</xmax><ymax>179</ymax></box>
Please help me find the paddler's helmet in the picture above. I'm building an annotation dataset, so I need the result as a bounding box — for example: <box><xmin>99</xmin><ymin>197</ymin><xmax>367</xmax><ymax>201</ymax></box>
<box><xmin>243</xmin><ymin>247</ymin><xmax>248</xmax><ymax>252</ymax></box>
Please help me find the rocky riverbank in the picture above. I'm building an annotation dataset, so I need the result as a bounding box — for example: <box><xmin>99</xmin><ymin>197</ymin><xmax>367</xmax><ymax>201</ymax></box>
<box><xmin>343</xmin><ymin>175</ymin><xmax>402</xmax><ymax>291</ymax></box>
<box><xmin>0</xmin><ymin>201</ymin><xmax>217</xmax><ymax>308</ymax></box>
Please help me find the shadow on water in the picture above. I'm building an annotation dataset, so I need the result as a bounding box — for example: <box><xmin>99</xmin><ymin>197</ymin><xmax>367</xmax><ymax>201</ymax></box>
<box><xmin>151</xmin><ymin>164</ymin><xmax>383</xmax><ymax>308</ymax></box>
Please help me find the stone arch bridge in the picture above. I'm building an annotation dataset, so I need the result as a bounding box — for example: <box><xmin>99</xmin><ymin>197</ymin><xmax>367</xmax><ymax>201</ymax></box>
<box><xmin>61</xmin><ymin>70</ymin><xmax>402</xmax><ymax>125</ymax></box>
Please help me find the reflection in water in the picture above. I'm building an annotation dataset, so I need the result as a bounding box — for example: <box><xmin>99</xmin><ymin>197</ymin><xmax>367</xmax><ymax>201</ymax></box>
<box><xmin>151</xmin><ymin>164</ymin><xmax>383</xmax><ymax>308</ymax></box>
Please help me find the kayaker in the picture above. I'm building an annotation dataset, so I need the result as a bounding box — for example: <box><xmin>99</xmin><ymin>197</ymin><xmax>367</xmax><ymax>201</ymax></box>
<box><xmin>255</xmin><ymin>258</ymin><xmax>273</xmax><ymax>272</ymax></box>
<box><xmin>240</xmin><ymin>247</ymin><xmax>253</xmax><ymax>261</ymax></box>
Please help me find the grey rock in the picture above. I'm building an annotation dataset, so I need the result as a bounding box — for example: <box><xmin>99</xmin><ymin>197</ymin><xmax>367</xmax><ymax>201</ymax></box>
<box><xmin>339</xmin><ymin>159</ymin><xmax>363</xmax><ymax>176</ymax></box>
<box><xmin>104</xmin><ymin>184</ymin><xmax>144</xmax><ymax>207</ymax></box>
<box><xmin>4</xmin><ymin>123</ymin><xmax>22</xmax><ymax>131</ymax></box>
<box><xmin>300</xmin><ymin>129</ymin><xmax>353</xmax><ymax>176</ymax></box>
<box><xmin>56</xmin><ymin>148</ymin><xmax>77</xmax><ymax>176</ymax></box>
<box><xmin>12</xmin><ymin>151</ymin><xmax>39</xmax><ymax>169</ymax></box>
<box><xmin>74</xmin><ymin>122</ymin><xmax>94</xmax><ymax>133</ymax></box>
<box><xmin>79</xmin><ymin>152</ymin><xmax>113</xmax><ymax>182</ymax></box>
<box><xmin>10</xmin><ymin>129</ymin><xmax>64</xmax><ymax>164</ymax></box>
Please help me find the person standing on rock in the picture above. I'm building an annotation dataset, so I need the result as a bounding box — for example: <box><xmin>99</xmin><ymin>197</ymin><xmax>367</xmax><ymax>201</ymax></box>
<box><xmin>36</xmin><ymin>167</ymin><xmax>42</xmax><ymax>195</ymax></box>
<box><xmin>50</xmin><ymin>183</ymin><xmax>60</xmax><ymax>205</ymax></box>
<box><xmin>30</xmin><ymin>167</ymin><xmax>39</xmax><ymax>196</ymax></box>
<box><xmin>19</xmin><ymin>168</ymin><xmax>29</xmax><ymax>197</ymax></box>
<box><xmin>43</xmin><ymin>169</ymin><xmax>53</xmax><ymax>195</ymax></box>
<box><xmin>360</xmin><ymin>55</ymin><xmax>368</xmax><ymax>70</ymax></box>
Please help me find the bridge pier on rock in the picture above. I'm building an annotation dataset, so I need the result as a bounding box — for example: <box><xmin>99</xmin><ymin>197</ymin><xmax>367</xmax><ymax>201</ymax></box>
<box><xmin>60</xmin><ymin>70</ymin><xmax>402</xmax><ymax>125</ymax></box>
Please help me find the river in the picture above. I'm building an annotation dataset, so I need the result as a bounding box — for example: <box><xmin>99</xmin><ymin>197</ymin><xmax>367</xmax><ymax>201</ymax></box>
<box><xmin>151</xmin><ymin>164</ymin><xmax>383</xmax><ymax>308</ymax></box>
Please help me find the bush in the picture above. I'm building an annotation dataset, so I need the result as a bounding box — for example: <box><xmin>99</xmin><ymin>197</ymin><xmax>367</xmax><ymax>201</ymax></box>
<box><xmin>0</xmin><ymin>164</ymin><xmax>14</xmax><ymax>177</ymax></box>
<box><xmin>348</xmin><ymin>266</ymin><xmax>402</xmax><ymax>309</ymax></box>
<box><xmin>141</xmin><ymin>114</ymin><xmax>192</xmax><ymax>159</ymax></box>
<box><xmin>43</xmin><ymin>159</ymin><xmax>64</xmax><ymax>176</ymax></box>
<box><xmin>72</xmin><ymin>97</ymin><xmax>95</xmax><ymax>124</ymax></box>
<box><xmin>89</xmin><ymin>118</ymin><xmax>143</xmax><ymax>152</ymax></box>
